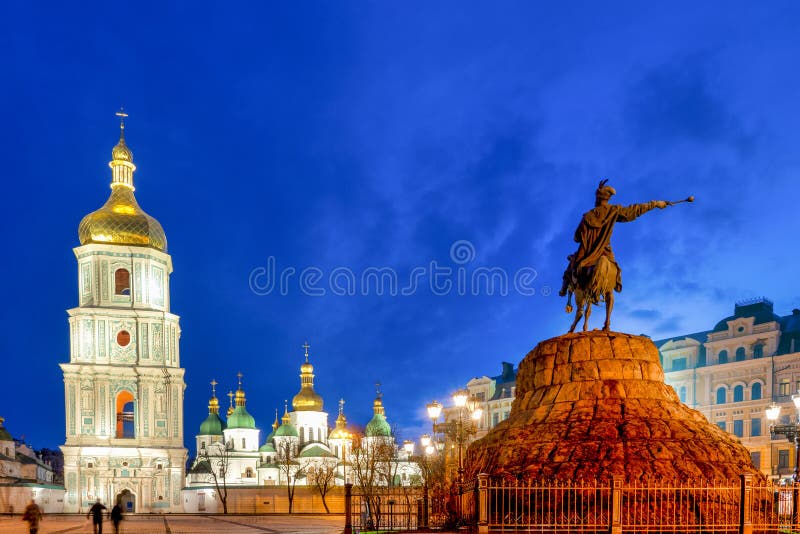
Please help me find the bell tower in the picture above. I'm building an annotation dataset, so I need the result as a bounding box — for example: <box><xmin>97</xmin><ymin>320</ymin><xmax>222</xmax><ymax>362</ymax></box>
<box><xmin>60</xmin><ymin>112</ymin><xmax>187</xmax><ymax>512</ymax></box>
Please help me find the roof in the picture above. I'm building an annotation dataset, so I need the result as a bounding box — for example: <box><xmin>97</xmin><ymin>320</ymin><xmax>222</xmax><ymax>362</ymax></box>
<box><xmin>299</xmin><ymin>445</ymin><xmax>337</xmax><ymax>458</ymax></box>
<box><xmin>274</xmin><ymin>422</ymin><xmax>298</xmax><ymax>438</ymax></box>
<box><xmin>712</xmin><ymin>298</ymin><xmax>781</xmax><ymax>332</ymax></box>
<box><xmin>489</xmin><ymin>362</ymin><xmax>517</xmax><ymax>401</ymax></box>
<box><xmin>199</xmin><ymin>413</ymin><xmax>226</xmax><ymax>436</ymax></box>
<box><xmin>188</xmin><ymin>460</ymin><xmax>212</xmax><ymax>474</ymax></box>
<box><xmin>227</xmin><ymin>406</ymin><xmax>256</xmax><ymax>429</ymax></box>
<box><xmin>259</xmin><ymin>443</ymin><xmax>276</xmax><ymax>453</ymax></box>
<box><xmin>366</xmin><ymin>413</ymin><xmax>392</xmax><ymax>437</ymax></box>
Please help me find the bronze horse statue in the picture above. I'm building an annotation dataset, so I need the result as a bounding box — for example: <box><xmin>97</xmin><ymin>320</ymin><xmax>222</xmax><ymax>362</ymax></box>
<box><xmin>560</xmin><ymin>180</ymin><xmax>692</xmax><ymax>332</ymax></box>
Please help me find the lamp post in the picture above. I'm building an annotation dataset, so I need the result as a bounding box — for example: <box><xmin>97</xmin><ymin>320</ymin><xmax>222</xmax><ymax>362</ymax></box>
<box><xmin>427</xmin><ymin>401</ymin><xmax>443</xmax><ymax>445</ymax></box>
<box><xmin>767</xmin><ymin>393</ymin><xmax>800</xmax><ymax>527</ymax></box>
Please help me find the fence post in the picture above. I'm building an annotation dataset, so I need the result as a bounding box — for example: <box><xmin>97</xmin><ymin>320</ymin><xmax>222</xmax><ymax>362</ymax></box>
<box><xmin>739</xmin><ymin>473</ymin><xmax>753</xmax><ymax>534</ymax></box>
<box><xmin>423</xmin><ymin>484</ymin><xmax>429</xmax><ymax>529</ymax></box>
<box><xmin>477</xmin><ymin>473</ymin><xmax>489</xmax><ymax>534</ymax></box>
<box><xmin>344</xmin><ymin>483</ymin><xmax>352</xmax><ymax>534</ymax></box>
<box><xmin>610</xmin><ymin>476</ymin><xmax>622</xmax><ymax>534</ymax></box>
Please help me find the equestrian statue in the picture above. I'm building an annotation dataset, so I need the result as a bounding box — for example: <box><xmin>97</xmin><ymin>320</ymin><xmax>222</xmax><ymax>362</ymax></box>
<box><xmin>559</xmin><ymin>180</ymin><xmax>693</xmax><ymax>333</ymax></box>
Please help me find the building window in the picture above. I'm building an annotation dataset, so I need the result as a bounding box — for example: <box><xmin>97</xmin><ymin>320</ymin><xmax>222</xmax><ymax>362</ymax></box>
<box><xmin>753</xmin><ymin>344</ymin><xmax>764</xmax><ymax>358</ymax></box>
<box><xmin>115</xmin><ymin>391</ymin><xmax>135</xmax><ymax>439</ymax></box>
<box><xmin>672</xmin><ymin>358</ymin><xmax>687</xmax><ymax>371</ymax></box>
<box><xmin>716</xmin><ymin>387</ymin><xmax>727</xmax><ymax>405</ymax></box>
<box><xmin>733</xmin><ymin>385</ymin><xmax>744</xmax><ymax>403</ymax></box>
<box><xmin>678</xmin><ymin>386</ymin><xmax>687</xmax><ymax>403</ymax></box>
<box><xmin>117</xmin><ymin>330</ymin><xmax>131</xmax><ymax>347</ymax></box>
<box><xmin>200</xmin><ymin>441</ymin><xmax>206</xmax><ymax>450</ymax></box>
<box><xmin>718</xmin><ymin>350</ymin><xmax>728</xmax><ymax>364</ymax></box>
<box><xmin>245</xmin><ymin>467</ymin><xmax>254</xmax><ymax>478</ymax></box>
<box><xmin>735</xmin><ymin>347</ymin><xmax>745</xmax><ymax>361</ymax></box>
<box><xmin>716</xmin><ymin>421</ymin><xmax>726</xmax><ymax>431</ymax></box>
<box><xmin>242</xmin><ymin>438</ymin><xmax>246</xmax><ymax>449</ymax></box>
<box><xmin>492</xmin><ymin>413</ymin><xmax>499</xmax><ymax>427</ymax></box>
<box><xmin>751</xmin><ymin>451</ymin><xmax>761</xmax><ymax>469</ymax></box>
<box><xmin>115</xmin><ymin>269</ymin><xmax>131</xmax><ymax>296</ymax></box>
<box><xmin>751</xmin><ymin>418</ymin><xmax>761</xmax><ymax>437</ymax></box>
<box><xmin>780</xmin><ymin>379</ymin><xmax>791</xmax><ymax>397</ymax></box>
<box><xmin>752</xmin><ymin>383</ymin><xmax>762</xmax><ymax>401</ymax></box>
<box><xmin>733</xmin><ymin>419</ymin><xmax>743</xmax><ymax>438</ymax></box>
<box><xmin>779</xmin><ymin>450</ymin><xmax>789</xmax><ymax>469</ymax></box>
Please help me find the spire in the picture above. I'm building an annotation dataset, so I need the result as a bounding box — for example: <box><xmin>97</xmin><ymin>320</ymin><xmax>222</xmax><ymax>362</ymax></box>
<box><xmin>336</xmin><ymin>398</ymin><xmax>347</xmax><ymax>428</ymax></box>
<box><xmin>235</xmin><ymin>372</ymin><xmax>246</xmax><ymax>407</ymax></box>
<box><xmin>109</xmin><ymin>107</ymin><xmax>135</xmax><ymax>188</ymax></box>
<box><xmin>208</xmin><ymin>379</ymin><xmax>220</xmax><ymax>415</ymax></box>
<box><xmin>227</xmin><ymin>391</ymin><xmax>234</xmax><ymax>417</ymax></box>
<box><xmin>303</xmin><ymin>341</ymin><xmax>310</xmax><ymax>363</ymax></box>
<box><xmin>273</xmin><ymin>408</ymin><xmax>280</xmax><ymax>431</ymax></box>
<box><xmin>282</xmin><ymin>400</ymin><xmax>291</xmax><ymax>424</ymax></box>
<box><xmin>373</xmin><ymin>382</ymin><xmax>385</xmax><ymax>416</ymax></box>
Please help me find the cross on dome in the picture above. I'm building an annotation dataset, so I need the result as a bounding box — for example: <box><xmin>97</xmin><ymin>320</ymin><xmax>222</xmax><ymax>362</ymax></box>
<box><xmin>302</xmin><ymin>341</ymin><xmax>310</xmax><ymax>362</ymax></box>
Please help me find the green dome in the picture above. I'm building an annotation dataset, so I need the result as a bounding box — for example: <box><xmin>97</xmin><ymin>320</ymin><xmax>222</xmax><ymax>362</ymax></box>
<box><xmin>274</xmin><ymin>422</ymin><xmax>298</xmax><ymax>437</ymax></box>
<box><xmin>259</xmin><ymin>442</ymin><xmax>276</xmax><ymax>453</ymax></box>
<box><xmin>227</xmin><ymin>406</ymin><xmax>256</xmax><ymax>429</ymax></box>
<box><xmin>199</xmin><ymin>413</ymin><xmax>226</xmax><ymax>436</ymax></box>
<box><xmin>366</xmin><ymin>414</ymin><xmax>392</xmax><ymax>437</ymax></box>
<box><xmin>0</xmin><ymin>426</ymin><xmax>11</xmax><ymax>441</ymax></box>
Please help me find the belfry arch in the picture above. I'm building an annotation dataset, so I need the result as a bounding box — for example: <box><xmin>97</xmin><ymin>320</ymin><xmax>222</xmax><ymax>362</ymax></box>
<box><xmin>115</xmin><ymin>391</ymin><xmax>135</xmax><ymax>439</ymax></box>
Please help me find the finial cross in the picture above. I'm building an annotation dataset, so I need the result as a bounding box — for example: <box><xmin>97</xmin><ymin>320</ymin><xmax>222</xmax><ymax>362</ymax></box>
<box><xmin>237</xmin><ymin>371</ymin><xmax>243</xmax><ymax>388</ymax></box>
<box><xmin>210</xmin><ymin>379</ymin><xmax>217</xmax><ymax>396</ymax></box>
<box><xmin>339</xmin><ymin>398</ymin><xmax>345</xmax><ymax>415</ymax></box>
<box><xmin>302</xmin><ymin>341</ymin><xmax>310</xmax><ymax>362</ymax></box>
<box><xmin>376</xmin><ymin>382</ymin><xmax>382</xmax><ymax>397</ymax></box>
<box><xmin>115</xmin><ymin>107</ymin><xmax>128</xmax><ymax>131</ymax></box>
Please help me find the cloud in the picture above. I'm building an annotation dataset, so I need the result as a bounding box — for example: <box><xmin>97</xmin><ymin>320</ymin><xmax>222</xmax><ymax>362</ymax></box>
<box><xmin>623</xmin><ymin>54</ymin><xmax>754</xmax><ymax>152</ymax></box>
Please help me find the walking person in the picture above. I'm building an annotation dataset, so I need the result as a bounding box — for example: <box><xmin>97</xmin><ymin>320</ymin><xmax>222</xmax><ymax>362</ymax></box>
<box><xmin>111</xmin><ymin>501</ymin><xmax>124</xmax><ymax>534</ymax></box>
<box><xmin>22</xmin><ymin>500</ymin><xmax>42</xmax><ymax>534</ymax></box>
<box><xmin>87</xmin><ymin>498</ymin><xmax>107</xmax><ymax>534</ymax></box>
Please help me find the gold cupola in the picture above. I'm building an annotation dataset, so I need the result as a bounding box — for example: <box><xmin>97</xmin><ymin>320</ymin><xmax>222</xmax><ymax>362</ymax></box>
<box><xmin>78</xmin><ymin>110</ymin><xmax>167</xmax><ymax>251</ymax></box>
<box><xmin>329</xmin><ymin>398</ymin><xmax>349</xmax><ymax>439</ymax></box>
<box><xmin>291</xmin><ymin>342</ymin><xmax>324</xmax><ymax>412</ymax></box>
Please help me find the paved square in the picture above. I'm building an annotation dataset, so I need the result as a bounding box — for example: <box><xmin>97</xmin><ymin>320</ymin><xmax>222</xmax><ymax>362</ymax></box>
<box><xmin>0</xmin><ymin>514</ymin><xmax>344</xmax><ymax>533</ymax></box>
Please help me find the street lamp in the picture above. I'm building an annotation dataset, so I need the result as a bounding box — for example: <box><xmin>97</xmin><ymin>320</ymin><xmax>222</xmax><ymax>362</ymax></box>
<box><xmin>767</xmin><ymin>393</ymin><xmax>800</xmax><ymax>526</ymax></box>
<box><xmin>427</xmin><ymin>401</ymin><xmax>443</xmax><ymax>445</ymax></box>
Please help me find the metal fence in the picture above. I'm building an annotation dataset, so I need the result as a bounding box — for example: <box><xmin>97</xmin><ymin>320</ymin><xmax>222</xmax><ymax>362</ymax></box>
<box><xmin>348</xmin><ymin>486</ymin><xmax>426</xmax><ymax>532</ymax></box>
<box><xmin>473</xmin><ymin>474</ymin><xmax>799</xmax><ymax>533</ymax></box>
<box><xmin>343</xmin><ymin>476</ymin><xmax>800</xmax><ymax>533</ymax></box>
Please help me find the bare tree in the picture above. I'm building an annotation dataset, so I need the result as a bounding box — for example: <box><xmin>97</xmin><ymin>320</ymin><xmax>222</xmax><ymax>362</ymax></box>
<box><xmin>196</xmin><ymin>442</ymin><xmax>231</xmax><ymax>514</ymax></box>
<box><xmin>308</xmin><ymin>462</ymin><xmax>337</xmax><ymax>513</ymax></box>
<box><xmin>276</xmin><ymin>440</ymin><xmax>301</xmax><ymax>513</ymax></box>
<box><xmin>351</xmin><ymin>435</ymin><xmax>397</xmax><ymax>529</ymax></box>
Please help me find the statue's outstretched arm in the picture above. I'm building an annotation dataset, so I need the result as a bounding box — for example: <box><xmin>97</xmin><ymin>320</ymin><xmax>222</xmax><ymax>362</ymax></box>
<box><xmin>616</xmin><ymin>200</ymin><xmax>667</xmax><ymax>222</ymax></box>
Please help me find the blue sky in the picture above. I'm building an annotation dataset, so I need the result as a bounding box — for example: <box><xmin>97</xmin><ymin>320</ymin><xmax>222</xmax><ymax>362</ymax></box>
<box><xmin>1</xmin><ymin>2</ymin><xmax>799</xmax><ymax>450</ymax></box>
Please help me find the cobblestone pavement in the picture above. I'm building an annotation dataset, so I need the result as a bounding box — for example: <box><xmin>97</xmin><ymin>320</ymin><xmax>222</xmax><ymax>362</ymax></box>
<box><xmin>0</xmin><ymin>514</ymin><xmax>344</xmax><ymax>533</ymax></box>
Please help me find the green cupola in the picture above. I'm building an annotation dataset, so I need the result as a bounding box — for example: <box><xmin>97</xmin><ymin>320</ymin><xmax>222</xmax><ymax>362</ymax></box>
<box><xmin>226</xmin><ymin>373</ymin><xmax>256</xmax><ymax>429</ymax></box>
<box><xmin>199</xmin><ymin>380</ymin><xmax>226</xmax><ymax>436</ymax></box>
<box><xmin>365</xmin><ymin>390</ymin><xmax>392</xmax><ymax>438</ymax></box>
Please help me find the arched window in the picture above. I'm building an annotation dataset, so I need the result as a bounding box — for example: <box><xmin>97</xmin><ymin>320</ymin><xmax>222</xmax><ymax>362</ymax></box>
<box><xmin>735</xmin><ymin>347</ymin><xmax>746</xmax><ymax>361</ymax></box>
<box><xmin>115</xmin><ymin>269</ymin><xmax>130</xmax><ymax>296</ymax></box>
<box><xmin>753</xmin><ymin>344</ymin><xmax>764</xmax><ymax>358</ymax></box>
<box><xmin>752</xmin><ymin>382</ymin><xmax>762</xmax><ymax>400</ymax></box>
<box><xmin>733</xmin><ymin>385</ymin><xmax>744</xmax><ymax>402</ymax></box>
<box><xmin>245</xmin><ymin>467</ymin><xmax>254</xmax><ymax>478</ymax></box>
<box><xmin>679</xmin><ymin>386</ymin><xmax>687</xmax><ymax>403</ymax></box>
<box><xmin>115</xmin><ymin>391</ymin><xmax>135</xmax><ymax>438</ymax></box>
<box><xmin>299</xmin><ymin>427</ymin><xmax>305</xmax><ymax>443</ymax></box>
<box><xmin>718</xmin><ymin>350</ymin><xmax>728</xmax><ymax>364</ymax></box>
<box><xmin>716</xmin><ymin>387</ymin><xmax>727</xmax><ymax>405</ymax></box>
<box><xmin>242</xmin><ymin>438</ymin><xmax>246</xmax><ymax>449</ymax></box>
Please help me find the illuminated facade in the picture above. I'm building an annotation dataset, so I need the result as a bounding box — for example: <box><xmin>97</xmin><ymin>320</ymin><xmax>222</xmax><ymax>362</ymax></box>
<box><xmin>659</xmin><ymin>298</ymin><xmax>800</xmax><ymax>480</ymax></box>
<box><xmin>60</xmin><ymin>115</ymin><xmax>187</xmax><ymax>512</ymax></box>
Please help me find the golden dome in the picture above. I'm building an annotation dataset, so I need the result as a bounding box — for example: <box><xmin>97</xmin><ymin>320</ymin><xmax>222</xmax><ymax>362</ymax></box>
<box><xmin>292</xmin><ymin>387</ymin><xmax>324</xmax><ymax>412</ymax></box>
<box><xmin>292</xmin><ymin>343</ymin><xmax>324</xmax><ymax>411</ymax></box>
<box><xmin>78</xmin><ymin>115</ymin><xmax>167</xmax><ymax>251</ymax></box>
<box><xmin>78</xmin><ymin>187</ymin><xmax>167</xmax><ymax>251</ymax></box>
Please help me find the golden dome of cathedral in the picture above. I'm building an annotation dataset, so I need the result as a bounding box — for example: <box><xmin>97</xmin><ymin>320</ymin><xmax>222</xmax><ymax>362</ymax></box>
<box><xmin>78</xmin><ymin>115</ymin><xmax>167</xmax><ymax>251</ymax></box>
<box><xmin>292</xmin><ymin>344</ymin><xmax>324</xmax><ymax>411</ymax></box>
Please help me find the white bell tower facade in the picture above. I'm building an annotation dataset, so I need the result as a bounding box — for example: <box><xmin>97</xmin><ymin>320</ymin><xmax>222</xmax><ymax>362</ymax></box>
<box><xmin>60</xmin><ymin>112</ymin><xmax>187</xmax><ymax>513</ymax></box>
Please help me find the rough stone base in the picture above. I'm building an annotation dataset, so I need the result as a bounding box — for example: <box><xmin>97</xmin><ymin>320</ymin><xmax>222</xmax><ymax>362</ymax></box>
<box><xmin>465</xmin><ymin>331</ymin><xmax>764</xmax><ymax>482</ymax></box>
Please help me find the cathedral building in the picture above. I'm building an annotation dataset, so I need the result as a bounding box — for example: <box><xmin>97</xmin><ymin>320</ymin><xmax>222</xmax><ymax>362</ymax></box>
<box><xmin>184</xmin><ymin>347</ymin><xmax>419</xmax><ymax>512</ymax></box>
<box><xmin>60</xmin><ymin>115</ymin><xmax>187</xmax><ymax>512</ymax></box>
